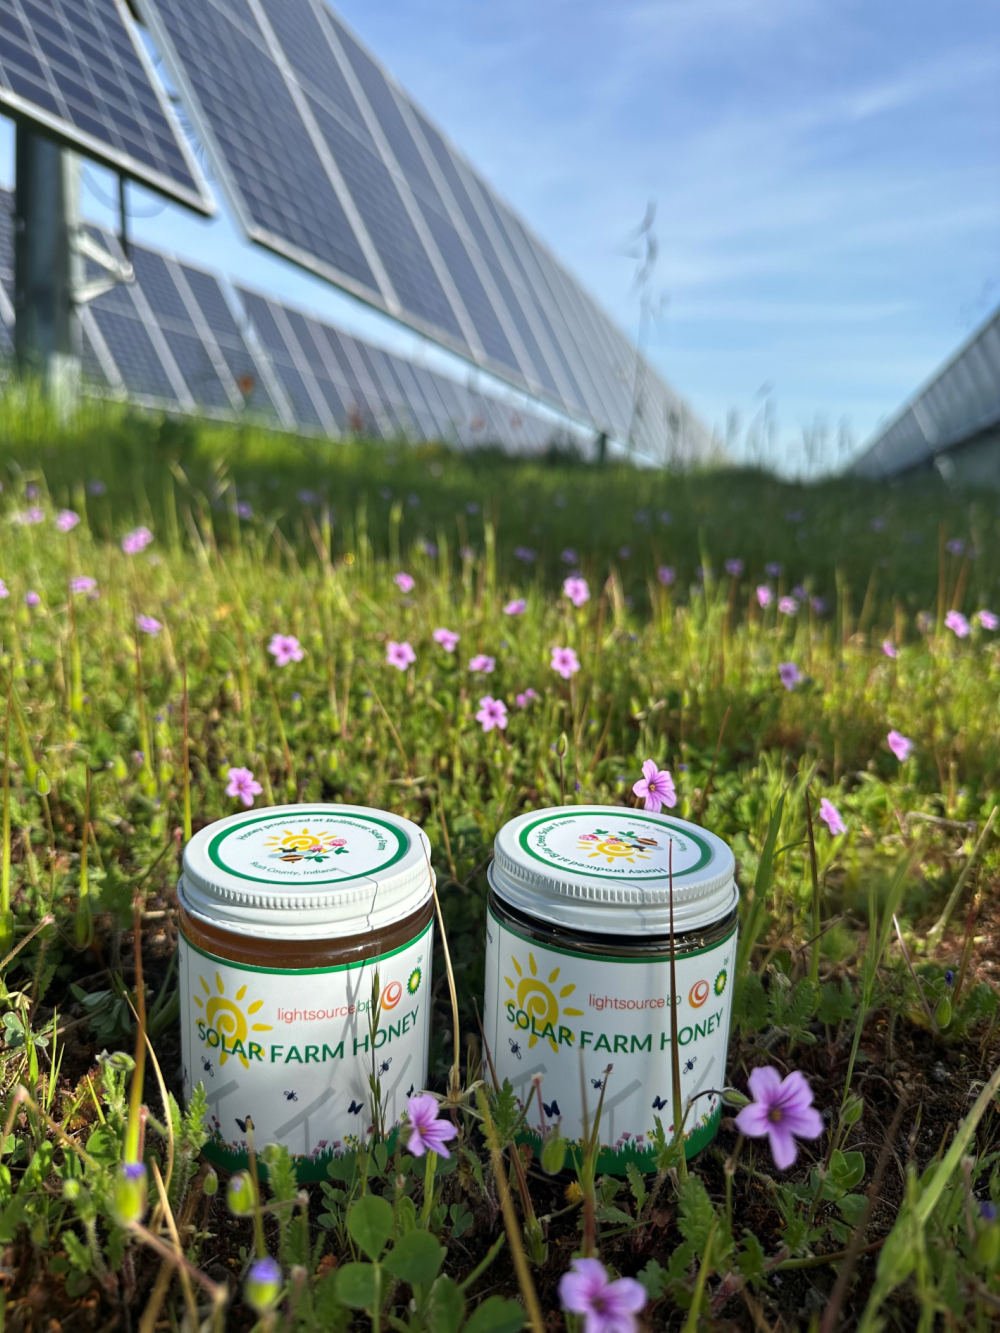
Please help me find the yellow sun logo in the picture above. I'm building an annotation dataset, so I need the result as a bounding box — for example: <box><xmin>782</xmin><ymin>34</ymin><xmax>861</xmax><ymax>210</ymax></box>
<box><xmin>192</xmin><ymin>972</ymin><xmax>273</xmax><ymax>1069</ymax></box>
<box><xmin>263</xmin><ymin>827</ymin><xmax>344</xmax><ymax>859</ymax></box>
<box><xmin>577</xmin><ymin>833</ymin><xmax>651</xmax><ymax>864</ymax></box>
<box><xmin>503</xmin><ymin>952</ymin><xmax>584</xmax><ymax>1052</ymax></box>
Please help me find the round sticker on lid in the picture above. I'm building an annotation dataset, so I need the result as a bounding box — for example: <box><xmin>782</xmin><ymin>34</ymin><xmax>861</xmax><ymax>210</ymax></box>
<box><xmin>207</xmin><ymin>809</ymin><xmax>409</xmax><ymax>887</ymax></box>
<box><xmin>518</xmin><ymin>809</ymin><xmax>712</xmax><ymax>881</ymax></box>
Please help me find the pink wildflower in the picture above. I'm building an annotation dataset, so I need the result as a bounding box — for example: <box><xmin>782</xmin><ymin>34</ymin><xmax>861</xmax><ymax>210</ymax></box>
<box><xmin>735</xmin><ymin>1067</ymin><xmax>823</xmax><ymax>1170</ymax></box>
<box><xmin>559</xmin><ymin>1258</ymin><xmax>647</xmax><ymax>1333</ymax></box>
<box><xmin>550</xmin><ymin>646</ymin><xmax>580</xmax><ymax>679</ymax></box>
<box><xmin>70</xmin><ymin>575</ymin><xmax>97</xmax><ymax>594</ymax></box>
<box><xmin>503</xmin><ymin>598</ymin><xmax>527</xmax><ymax>615</ymax></box>
<box><xmin>226</xmin><ymin>767</ymin><xmax>262</xmax><ymax>808</ymax></box>
<box><xmin>945</xmin><ymin>609</ymin><xmax>970</xmax><ymax>638</ymax></box>
<box><xmin>778</xmin><ymin>596</ymin><xmax>799</xmax><ymax>616</ymax></box>
<box><xmin>386</xmin><ymin>640</ymin><xmax>416</xmax><ymax>670</ymax></box>
<box><xmin>15</xmin><ymin>508</ymin><xmax>45</xmax><ymax>526</ymax></box>
<box><xmin>757</xmin><ymin>585</ymin><xmax>772</xmax><ymax>608</ymax></box>
<box><xmin>657</xmin><ymin>566</ymin><xmax>675</xmax><ymax>586</ymax></box>
<box><xmin>136</xmin><ymin>614</ymin><xmax>162</xmax><ymax>635</ymax></box>
<box><xmin>819</xmin><ymin>798</ymin><xmax>846</xmax><ymax>835</ymax></box>
<box><xmin>404</xmin><ymin>1094</ymin><xmax>458</xmax><ymax>1158</ymax></box>
<box><xmin>121</xmin><ymin>526</ymin><xmax>153</xmax><ymax>555</ymax></box>
<box><xmin>0</xmin><ymin>580</ymin><xmax>8</xmax><ymax>599</ymax></box>
<box><xmin>882</xmin><ymin>639</ymin><xmax>897</xmax><ymax>658</ymax></box>
<box><xmin>887</xmin><ymin>729</ymin><xmax>912</xmax><ymax>762</ymax></box>
<box><xmin>24</xmin><ymin>591</ymin><xmax>40</xmax><ymax>608</ymax></box>
<box><xmin>433</xmin><ymin>628</ymin><xmax>460</xmax><ymax>652</ymax></box>
<box><xmin>393</xmin><ymin>572</ymin><xmax>415</xmax><ymax>593</ymax></box>
<box><xmin>268</xmin><ymin>634</ymin><xmax>304</xmax><ymax>666</ymax></box>
<box><xmin>563</xmin><ymin>576</ymin><xmax>590</xmax><ymax>608</ymax></box>
<box><xmin>632</xmin><ymin>760</ymin><xmax>676</xmax><ymax>812</ymax></box>
<box><xmin>469</xmin><ymin>654</ymin><xmax>495</xmax><ymax>673</ymax></box>
<box><xmin>977</xmin><ymin>610</ymin><xmax>999</xmax><ymax>631</ymax></box>
<box><xmin>55</xmin><ymin>510</ymin><xmax>80</xmax><ymax>532</ymax></box>
<box><xmin>476</xmin><ymin>695</ymin><xmax>508</xmax><ymax>732</ymax></box>
<box><xmin>778</xmin><ymin>661</ymin><xmax>801</xmax><ymax>690</ymax></box>
<box><xmin>515</xmin><ymin>688</ymin><xmax>538</xmax><ymax>708</ymax></box>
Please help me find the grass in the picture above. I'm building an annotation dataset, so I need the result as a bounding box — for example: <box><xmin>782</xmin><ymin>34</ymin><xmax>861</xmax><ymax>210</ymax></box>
<box><xmin>1</xmin><ymin>393</ymin><xmax>999</xmax><ymax>1331</ymax></box>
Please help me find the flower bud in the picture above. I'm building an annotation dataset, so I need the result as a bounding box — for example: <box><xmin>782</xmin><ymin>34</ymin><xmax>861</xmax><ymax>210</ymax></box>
<box><xmin>244</xmin><ymin>1256</ymin><xmax>282</xmax><ymax>1314</ymax></box>
<box><xmin>227</xmin><ymin>1170</ymin><xmax>255</xmax><ymax>1216</ymax></box>
<box><xmin>203</xmin><ymin>1169</ymin><xmax>219</xmax><ymax>1197</ymax></box>
<box><xmin>934</xmin><ymin>995</ymin><xmax>952</xmax><ymax>1029</ymax></box>
<box><xmin>541</xmin><ymin>1129</ymin><xmax>567</xmax><ymax>1175</ymax></box>
<box><xmin>62</xmin><ymin>1178</ymin><xmax>81</xmax><ymax>1201</ymax></box>
<box><xmin>976</xmin><ymin>1219</ymin><xmax>1000</xmax><ymax>1269</ymax></box>
<box><xmin>112</xmin><ymin>1162</ymin><xmax>148</xmax><ymax>1225</ymax></box>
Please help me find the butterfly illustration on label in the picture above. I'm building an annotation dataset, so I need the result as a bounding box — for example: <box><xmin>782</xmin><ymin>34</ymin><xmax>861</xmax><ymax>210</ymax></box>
<box><xmin>348</xmin><ymin>1100</ymin><xmax>363</xmax><ymax>1115</ymax></box>
<box><xmin>543</xmin><ymin>1099</ymin><xmax>560</xmax><ymax>1118</ymax></box>
<box><xmin>652</xmin><ymin>1095</ymin><xmax>668</xmax><ymax>1111</ymax></box>
<box><xmin>235</xmin><ymin>1114</ymin><xmax>253</xmax><ymax>1134</ymax></box>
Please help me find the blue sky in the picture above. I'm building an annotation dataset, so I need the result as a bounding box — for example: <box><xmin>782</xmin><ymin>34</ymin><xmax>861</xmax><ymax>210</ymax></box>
<box><xmin>2</xmin><ymin>0</ymin><xmax>997</xmax><ymax>471</ymax></box>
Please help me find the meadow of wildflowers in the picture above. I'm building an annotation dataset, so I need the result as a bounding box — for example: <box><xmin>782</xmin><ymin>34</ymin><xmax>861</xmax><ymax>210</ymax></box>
<box><xmin>1</xmin><ymin>401</ymin><xmax>1000</xmax><ymax>1330</ymax></box>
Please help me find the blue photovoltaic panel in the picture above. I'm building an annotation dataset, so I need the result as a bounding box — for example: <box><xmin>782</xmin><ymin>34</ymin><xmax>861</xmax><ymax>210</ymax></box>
<box><xmin>137</xmin><ymin>0</ymin><xmax>710</xmax><ymax>459</ymax></box>
<box><xmin>178</xmin><ymin>262</ymin><xmax>276</xmax><ymax>418</ymax></box>
<box><xmin>0</xmin><ymin>0</ymin><xmax>212</xmax><ymax>212</ymax></box>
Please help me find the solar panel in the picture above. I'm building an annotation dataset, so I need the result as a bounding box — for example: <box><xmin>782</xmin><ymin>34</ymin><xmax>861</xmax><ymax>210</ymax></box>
<box><xmin>0</xmin><ymin>0</ymin><xmax>212</xmax><ymax>213</ymax></box>
<box><xmin>136</xmin><ymin>0</ymin><xmax>709</xmax><ymax>458</ymax></box>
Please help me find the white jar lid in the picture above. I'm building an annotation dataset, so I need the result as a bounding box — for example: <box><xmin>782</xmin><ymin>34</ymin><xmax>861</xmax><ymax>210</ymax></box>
<box><xmin>180</xmin><ymin>804</ymin><xmax>433</xmax><ymax>940</ymax></box>
<box><xmin>489</xmin><ymin>805</ymin><xmax>737</xmax><ymax>935</ymax></box>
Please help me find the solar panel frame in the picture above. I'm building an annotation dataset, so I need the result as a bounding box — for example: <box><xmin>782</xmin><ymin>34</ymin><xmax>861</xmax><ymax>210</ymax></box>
<box><xmin>0</xmin><ymin>0</ymin><xmax>213</xmax><ymax>213</ymax></box>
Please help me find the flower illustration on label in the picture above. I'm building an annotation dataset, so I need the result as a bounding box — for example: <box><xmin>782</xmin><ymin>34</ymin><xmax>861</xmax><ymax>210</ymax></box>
<box><xmin>576</xmin><ymin>828</ymin><xmax>658</xmax><ymax>864</ymax></box>
<box><xmin>714</xmin><ymin>968</ymin><xmax>728</xmax><ymax>997</ymax></box>
<box><xmin>407</xmin><ymin>967</ymin><xmax>422</xmax><ymax>995</ymax></box>
<box><xmin>504</xmin><ymin>952</ymin><xmax>584</xmax><ymax>1052</ymax></box>
<box><xmin>263</xmin><ymin>826</ymin><xmax>348</xmax><ymax>864</ymax></box>
<box><xmin>689</xmin><ymin>980</ymin><xmax>710</xmax><ymax>1009</ymax></box>
<box><xmin>193</xmin><ymin>972</ymin><xmax>273</xmax><ymax>1069</ymax></box>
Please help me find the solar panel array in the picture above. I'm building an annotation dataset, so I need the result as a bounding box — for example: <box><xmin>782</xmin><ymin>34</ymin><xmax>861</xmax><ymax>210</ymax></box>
<box><xmin>853</xmin><ymin>305</ymin><xmax>1000</xmax><ymax>478</ymax></box>
<box><xmin>136</xmin><ymin>0</ymin><xmax>708</xmax><ymax>462</ymax></box>
<box><xmin>0</xmin><ymin>0</ymin><xmax>212</xmax><ymax>213</ymax></box>
<box><xmin>0</xmin><ymin>188</ymin><xmax>578</xmax><ymax>451</ymax></box>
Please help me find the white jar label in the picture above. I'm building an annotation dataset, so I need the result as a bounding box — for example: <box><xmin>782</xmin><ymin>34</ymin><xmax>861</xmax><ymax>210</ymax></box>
<box><xmin>516</xmin><ymin>809</ymin><xmax>714</xmax><ymax>882</ymax></box>
<box><xmin>483</xmin><ymin>904</ymin><xmax>736</xmax><ymax>1172</ymax></box>
<box><xmin>204</xmin><ymin>809</ymin><xmax>410</xmax><ymax>886</ymax></box>
<box><xmin>179</xmin><ymin>921</ymin><xmax>432</xmax><ymax>1179</ymax></box>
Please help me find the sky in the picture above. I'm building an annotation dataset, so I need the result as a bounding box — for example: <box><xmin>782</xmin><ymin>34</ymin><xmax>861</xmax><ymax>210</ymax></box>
<box><xmin>2</xmin><ymin>0</ymin><xmax>998</xmax><ymax>473</ymax></box>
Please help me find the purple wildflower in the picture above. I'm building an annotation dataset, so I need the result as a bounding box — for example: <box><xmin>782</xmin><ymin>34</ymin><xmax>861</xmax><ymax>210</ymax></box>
<box><xmin>632</xmin><ymin>760</ymin><xmax>676</xmax><ymax>813</ymax></box>
<box><xmin>70</xmin><ymin>575</ymin><xmax>97</xmax><ymax>595</ymax></box>
<box><xmin>87</xmin><ymin>480</ymin><xmax>107</xmax><ymax>497</ymax></box>
<box><xmin>981</xmin><ymin>1201</ymin><xmax>998</xmax><ymax>1223</ymax></box>
<box><xmin>778</xmin><ymin>662</ymin><xmax>801</xmax><ymax>691</ymax></box>
<box><xmin>811</xmin><ymin>596</ymin><xmax>828</xmax><ymax>615</ymax></box>
<box><xmin>237</xmin><ymin>502</ymin><xmax>253</xmax><ymax>520</ymax></box>
<box><xmin>0</xmin><ymin>580</ymin><xmax>8</xmax><ymax>599</ymax></box>
<box><xmin>657</xmin><ymin>565</ymin><xmax>675</xmax><ymax>587</ymax></box>
<box><xmin>618</xmin><ymin>545</ymin><xmax>631</xmax><ymax>560</ymax></box>
<box><xmin>946</xmin><ymin>538</ymin><xmax>965</xmax><ymax>556</ymax></box>
<box><xmin>268</xmin><ymin>634</ymin><xmax>304</xmax><ymax>666</ymax></box>
<box><xmin>734</xmin><ymin>1066</ymin><xmax>823</xmax><ymax>1170</ymax></box>
<box><xmin>136</xmin><ymin>615</ymin><xmax>162</xmax><ymax>635</ymax></box>
<box><xmin>564</xmin><ymin>576</ymin><xmax>590</xmax><ymax>608</ymax></box>
<box><xmin>16</xmin><ymin>508</ymin><xmax>45</xmax><ymax>526</ymax></box>
<box><xmin>887</xmin><ymin>730</ymin><xmax>912</xmax><ymax>762</ymax></box>
<box><xmin>226</xmin><ymin>767</ymin><xmax>262</xmax><ymax>808</ymax></box>
<box><xmin>394</xmin><ymin>572</ymin><xmax>415</xmax><ymax>593</ymax></box>
<box><xmin>515</xmin><ymin>688</ymin><xmax>538</xmax><ymax>708</ymax></box>
<box><xmin>244</xmin><ymin>1256</ymin><xmax>282</xmax><ymax>1315</ymax></box>
<box><xmin>504</xmin><ymin>598</ymin><xmax>527</xmax><ymax>615</ymax></box>
<box><xmin>513</xmin><ymin>545</ymin><xmax>536</xmax><ymax>563</ymax></box>
<box><xmin>977</xmin><ymin>610</ymin><xmax>999</xmax><ymax>631</ymax></box>
<box><xmin>945</xmin><ymin>609</ymin><xmax>970</xmax><ymax>638</ymax></box>
<box><xmin>559</xmin><ymin>1258</ymin><xmax>647</xmax><ymax>1333</ymax></box>
<box><xmin>551</xmin><ymin>646</ymin><xmax>580</xmax><ymax>679</ymax></box>
<box><xmin>819</xmin><ymin>798</ymin><xmax>846</xmax><ymax>836</ymax></box>
<box><xmin>55</xmin><ymin>510</ymin><xmax>80</xmax><ymax>532</ymax></box>
<box><xmin>121</xmin><ymin>526</ymin><xmax>153</xmax><ymax>555</ymax></box>
<box><xmin>24</xmin><ymin>591</ymin><xmax>40</xmax><ymax>608</ymax></box>
<box><xmin>404</xmin><ymin>1094</ymin><xmax>458</xmax><ymax>1158</ymax></box>
<box><xmin>433</xmin><ymin>628</ymin><xmax>460</xmax><ymax>653</ymax></box>
<box><xmin>765</xmin><ymin>562</ymin><xmax>783</xmax><ymax>578</ymax></box>
<box><xmin>757</xmin><ymin>585</ymin><xmax>773</xmax><ymax>608</ymax></box>
<box><xmin>725</xmin><ymin>558</ymin><xmax>744</xmax><ymax>578</ymax></box>
<box><xmin>778</xmin><ymin>596</ymin><xmax>799</xmax><ymax>616</ymax></box>
<box><xmin>560</xmin><ymin>547</ymin><xmax>579</xmax><ymax>564</ymax></box>
<box><xmin>469</xmin><ymin>654</ymin><xmax>495</xmax><ymax>674</ymax></box>
<box><xmin>386</xmin><ymin>640</ymin><xmax>416</xmax><ymax>671</ymax></box>
<box><xmin>297</xmin><ymin>489</ymin><xmax>320</xmax><ymax>505</ymax></box>
<box><xmin>476</xmin><ymin>695</ymin><xmax>508</xmax><ymax>732</ymax></box>
<box><xmin>882</xmin><ymin>639</ymin><xmax>898</xmax><ymax>658</ymax></box>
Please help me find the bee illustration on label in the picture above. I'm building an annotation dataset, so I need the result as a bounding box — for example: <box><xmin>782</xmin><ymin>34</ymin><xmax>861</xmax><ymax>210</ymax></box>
<box><xmin>201</xmin><ymin>1057</ymin><xmax>214</xmax><ymax>1078</ymax></box>
<box><xmin>652</xmin><ymin>1095</ymin><xmax>668</xmax><ymax>1111</ymax></box>
<box><xmin>683</xmin><ymin>1056</ymin><xmax>697</xmax><ymax>1074</ymax></box>
<box><xmin>235</xmin><ymin>1114</ymin><xmax>253</xmax><ymax>1134</ymax></box>
<box><xmin>543</xmin><ymin>1099</ymin><xmax>560</xmax><ymax>1118</ymax></box>
<box><xmin>348</xmin><ymin>1100</ymin><xmax>363</xmax><ymax>1115</ymax></box>
<box><xmin>508</xmin><ymin>1038</ymin><xmax>522</xmax><ymax>1060</ymax></box>
<box><xmin>591</xmin><ymin>1077</ymin><xmax>604</xmax><ymax>1090</ymax></box>
<box><xmin>378</xmin><ymin>1057</ymin><xmax>392</xmax><ymax>1075</ymax></box>
<box><xmin>283</xmin><ymin>1090</ymin><xmax>298</xmax><ymax>1101</ymax></box>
